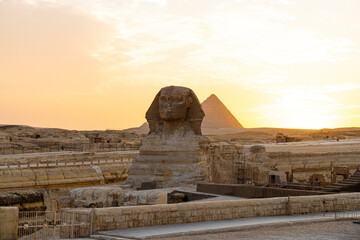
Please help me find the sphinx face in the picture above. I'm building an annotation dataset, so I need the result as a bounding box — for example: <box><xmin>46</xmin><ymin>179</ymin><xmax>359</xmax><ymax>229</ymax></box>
<box><xmin>158</xmin><ymin>88</ymin><xmax>190</xmax><ymax>121</ymax></box>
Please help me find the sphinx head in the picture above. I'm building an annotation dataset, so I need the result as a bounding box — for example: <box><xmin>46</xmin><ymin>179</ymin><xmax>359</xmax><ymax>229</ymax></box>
<box><xmin>158</xmin><ymin>86</ymin><xmax>193</xmax><ymax>121</ymax></box>
<box><xmin>146</xmin><ymin>86</ymin><xmax>205</xmax><ymax>135</ymax></box>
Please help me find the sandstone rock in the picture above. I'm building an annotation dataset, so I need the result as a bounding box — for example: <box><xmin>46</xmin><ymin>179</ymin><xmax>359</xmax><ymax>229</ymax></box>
<box><xmin>168</xmin><ymin>192</ymin><xmax>186</xmax><ymax>203</ymax></box>
<box><xmin>126</xmin><ymin>86</ymin><xmax>211</xmax><ymax>188</ymax></box>
<box><xmin>69</xmin><ymin>186</ymin><xmax>168</xmax><ymax>207</ymax></box>
<box><xmin>70</xmin><ymin>186</ymin><xmax>125</xmax><ymax>208</ymax></box>
<box><xmin>0</xmin><ymin>190</ymin><xmax>45</xmax><ymax>211</ymax></box>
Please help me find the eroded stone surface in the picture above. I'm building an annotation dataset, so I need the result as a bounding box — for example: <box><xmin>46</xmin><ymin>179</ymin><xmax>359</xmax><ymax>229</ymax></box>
<box><xmin>126</xmin><ymin>86</ymin><xmax>211</xmax><ymax>188</ymax></box>
<box><xmin>69</xmin><ymin>186</ymin><xmax>168</xmax><ymax>207</ymax></box>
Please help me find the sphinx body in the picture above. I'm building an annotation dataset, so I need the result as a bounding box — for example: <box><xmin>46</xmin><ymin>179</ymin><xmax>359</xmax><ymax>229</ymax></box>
<box><xmin>126</xmin><ymin>86</ymin><xmax>211</xmax><ymax>188</ymax></box>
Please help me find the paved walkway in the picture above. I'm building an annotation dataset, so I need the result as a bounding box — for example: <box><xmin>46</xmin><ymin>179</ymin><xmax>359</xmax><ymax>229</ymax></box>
<box><xmin>94</xmin><ymin>212</ymin><xmax>360</xmax><ymax>239</ymax></box>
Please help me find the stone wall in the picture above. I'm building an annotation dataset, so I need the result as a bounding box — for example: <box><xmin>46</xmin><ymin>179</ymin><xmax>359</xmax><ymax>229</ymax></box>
<box><xmin>70</xmin><ymin>187</ymin><xmax>168</xmax><ymax>208</ymax></box>
<box><xmin>208</xmin><ymin>144</ymin><xmax>360</xmax><ymax>185</ymax></box>
<box><xmin>0</xmin><ymin>163</ymin><xmax>130</xmax><ymax>191</ymax></box>
<box><xmin>0</xmin><ymin>151</ymin><xmax>134</xmax><ymax>192</ymax></box>
<box><xmin>197</xmin><ymin>184</ymin><xmax>329</xmax><ymax>198</ymax></box>
<box><xmin>0</xmin><ymin>151</ymin><xmax>136</xmax><ymax>167</ymax></box>
<box><xmin>268</xmin><ymin>152</ymin><xmax>360</xmax><ymax>184</ymax></box>
<box><xmin>93</xmin><ymin>192</ymin><xmax>360</xmax><ymax>231</ymax></box>
<box><xmin>0</xmin><ymin>190</ymin><xmax>45</xmax><ymax>212</ymax></box>
<box><xmin>208</xmin><ymin>142</ymin><xmax>241</xmax><ymax>184</ymax></box>
<box><xmin>2</xmin><ymin>193</ymin><xmax>359</xmax><ymax>236</ymax></box>
<box><xmin>0</xmin><ymin>207</ymin><xmax>18</xmax><ymax>240</ymax></box>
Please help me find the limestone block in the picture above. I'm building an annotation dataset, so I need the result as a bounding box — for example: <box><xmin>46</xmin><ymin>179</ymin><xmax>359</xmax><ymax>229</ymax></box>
<box><xmin>70</xmin><ymin>186</ymin><xmax>124</xmax><ymax>208</ymax></box>
<box><xmin>126</xmin><ymin>86</ymin><xmax>212</xmax><ymax>188</ymax></box>
<box><xmin>0</xmin><ymin>207</ymin><xmax>18</xmax><ymax>240</ymax></box>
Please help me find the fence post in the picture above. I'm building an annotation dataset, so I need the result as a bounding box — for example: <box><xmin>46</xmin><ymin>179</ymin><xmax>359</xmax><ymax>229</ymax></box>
<box><xmin>90</xmin><ymin>209</ymin><xmax>95</xmax><ymax>235</ymax></box>
<box><xmin>53</xmin><ymin>211</ymin><xmax>57</xmax><ymax>239</ymax></box>
<box><xmin>286</xmin><ymin>196</ymin><xmax>291</xmax><ymax>215</ymax></box>
<box><xmin>35</xmin><ymin>212</ymin><xmax>38</xmax><ymax>239</ymax></box>
<box><xmin>71</xmin><ymin>212</ymin><xmax>75</xmax><ymax>238</ymax></box>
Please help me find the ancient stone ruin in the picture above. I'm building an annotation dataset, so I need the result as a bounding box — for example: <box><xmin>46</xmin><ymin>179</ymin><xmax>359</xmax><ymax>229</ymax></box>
<box><xmin>124</xmin><ymin>93</ymin><xmax>244</xmax><ymax>135</ymax></box>
<box><xmin>1</xmin><ymin>87</ymin><xmax>360</xmax><ymax>239</ymax></box>
<box><xmin>126</xmin><ymin>86</ymin><xmax>211</xmax><ymax>188</ymax></box>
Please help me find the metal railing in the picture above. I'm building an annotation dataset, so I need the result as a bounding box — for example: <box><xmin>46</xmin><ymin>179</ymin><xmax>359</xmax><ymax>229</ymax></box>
<box><xmin>18</xmin><ymin>211</ymin><xmax>92</xmax><ymax>239</ymax></box>
<box><xmin>287</xmin><ymin>196</ymin><xmax>360</xmax><ymax>220</ymax></box>
<box><xmin>0</xmin><ymin>153</ymin><xmax>137</xmax><ymax>170</ymax></box>
<box><xmin>0</xmin><ymin>143</ymin><xmax>140</xmax><ymax>156</ymax></box>
<box><xmin>16</xmin><ymin>201</ymin><xmax>360</xmax><ymax>239</ymax></box>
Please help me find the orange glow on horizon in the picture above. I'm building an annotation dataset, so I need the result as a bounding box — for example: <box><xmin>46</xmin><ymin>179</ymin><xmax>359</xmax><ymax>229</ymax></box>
<box><xmin>0</xmin><ymin>0</ymin><xmax>359</xmax><ymax>130</ymax></box>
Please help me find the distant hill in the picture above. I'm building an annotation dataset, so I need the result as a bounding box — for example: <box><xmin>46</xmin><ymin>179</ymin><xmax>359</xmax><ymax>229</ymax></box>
<box><xmin>201</xmin><ymin>94</ymin><xmax>243</xmax><ymax>129</ymax></box>
<box><xmin>123</xmin><ymin>122</ymin><xmax>149</xmax><ymax>135</ymax></box>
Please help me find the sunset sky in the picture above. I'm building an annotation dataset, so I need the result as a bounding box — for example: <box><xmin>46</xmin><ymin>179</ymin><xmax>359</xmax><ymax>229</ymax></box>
<box><xmin>1</xmin><ymin>0</ymin><xmax>360</xmax><ymax>130</ymax></box>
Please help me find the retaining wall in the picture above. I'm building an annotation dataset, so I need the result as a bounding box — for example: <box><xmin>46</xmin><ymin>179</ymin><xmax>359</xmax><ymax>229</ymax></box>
<box><xmin>268</xmin><ymin>151</ymin><xmax>360</xmax><ymax>183</ymax></box>
<box><xmin>0</xmin><ymin>207</ymin><xmax>18</xmax><ymax>240</ymax></box>
<box><xmin>93</xmin><ymin>192</ymin><xmax>360</xmax><ymax>231</ymax></box>
<box><xmin>0</xmin><ymin>163</ymin><xmax>131</xmax><ymax>192</ymax></box>
<box><xmin>197</xmin><ymin>183</ymin><xmax>329</xmax><ymax>198</ymax></box>
<box><xmin>0</xmin><ymin>151</ymin><xmax>136</xmax><ymax>192</ymax></box>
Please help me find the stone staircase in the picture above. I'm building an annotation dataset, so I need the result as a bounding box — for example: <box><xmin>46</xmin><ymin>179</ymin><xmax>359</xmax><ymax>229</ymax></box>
<box><xmin>322</xmin><ymin>170</ymin><xmax>360</xmax><ymax>192</ymax></box>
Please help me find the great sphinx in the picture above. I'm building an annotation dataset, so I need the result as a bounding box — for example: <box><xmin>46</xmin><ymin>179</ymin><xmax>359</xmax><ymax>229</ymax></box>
<box><xmin>126</xmin><ymin>86</ymin><xmax>211</xmax><ymax>188</ymax></box>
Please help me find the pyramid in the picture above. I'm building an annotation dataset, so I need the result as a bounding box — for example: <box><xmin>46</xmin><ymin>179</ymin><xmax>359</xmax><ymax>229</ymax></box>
<box><xmin>201</xmin><ymin>94</ymin><xmax>243</xmax><ymax>129</ymax></box>
<box><xmin>125</xmin><ymin>94</ymin><xmax>243</xmax><ymax>135</ymax></box>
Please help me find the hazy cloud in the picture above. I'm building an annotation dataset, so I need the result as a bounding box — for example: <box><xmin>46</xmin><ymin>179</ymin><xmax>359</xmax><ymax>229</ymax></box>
<box><xmin>1</xmin><ymin>0</ymin><xmax>359</xmax><ymax>129</ymax></box>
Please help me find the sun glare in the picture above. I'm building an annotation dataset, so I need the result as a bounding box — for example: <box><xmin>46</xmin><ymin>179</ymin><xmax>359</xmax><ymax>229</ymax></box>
<box><xmin>285</xmin><ymin>112</ymin><xmax>330</xmax><ymax>129</ymax></box>
<box><xmin>263</xmin><ymin>89</ymin><xmax>338</xmax><ymax>129</ymax></box>
<box><xmin>0</xmin><ymin>0</ymin><xmax>359</xmax><ymax>129</ymax></box>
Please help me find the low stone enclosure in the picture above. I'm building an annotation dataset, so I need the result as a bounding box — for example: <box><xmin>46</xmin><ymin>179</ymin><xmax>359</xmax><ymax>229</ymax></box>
<box><xmin>1</xmin><ymin>192</ymin><xmax>360</xmax><ymax>239</ymax></box>
<box><xmin>70</xmin><ymin>192</ymin><xmax>360</xmax><ymax>232</ymax></box>
<box><xmin>197</xmin><ymin>183</ymin><xmax>330</xmax><ymax>198</ymax></box>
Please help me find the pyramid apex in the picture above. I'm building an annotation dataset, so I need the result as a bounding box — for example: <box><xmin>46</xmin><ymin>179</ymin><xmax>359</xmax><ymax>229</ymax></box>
<box><xmin>206</xmin><ymin>94</ymin><xmax>219</xmax><ymax>100</ymax></box>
